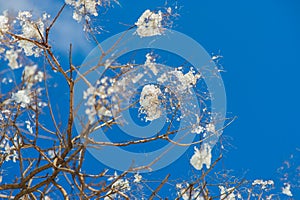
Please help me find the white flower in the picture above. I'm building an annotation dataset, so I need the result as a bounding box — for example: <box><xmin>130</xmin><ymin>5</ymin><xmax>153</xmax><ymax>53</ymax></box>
<box><xmin>112</xmin><ymin>178</ymin><xmax>131</xmax><ymax>191</ymax></box>
<box><xmin>179</xmin><ymin>186</ymin><xmax>204</xmax><ymax>200</ymax></box>
<box><xmin>97</xmin><ymin>106</ymin><xmax>112</xmax><ymax>118</ymax></box>
<box><xmin>43</xmin><ymin>196</ymin><xmax>51</xmax><ymax>200</ymax></box>
<box><xmin>192</xmin><ymin>125</ymin><xmax>205</xmax><ymax>134</ymax></box>
<box><xmin>252</xmin><ymin>179</ymin><xmax>274</xmax><ymax>190</ymax></box>
<box><xmin>5</xmin><ymin>49</ymin><xmax>20</xmax><ymax>69</ymax></box>
<box><xmin>107</xmin><ymin>171</ymin><xmax>131</xmax><ymax>191</ymax></box>
<box><xmin>205</xmin><ymin>123</ymin><xmax>216</xmax><ymax>133</ymax></box>
<box><xmin>18</xmin><ymin>40</ymin><xmax>42</xmax><ymax>57</ymax></box>
<box><xmin>65</xmin><ymin>0</ymin><xmax>100</xmax><ymax>22</ymax></box>
<box><xmin>145</xmin><ymin>53</ymin><xmax>158</xmax><ymax>75</ymax></box>
<box><xmin>16</xmin><ymin>11</ymin><xmax>46</xmax><ymax>57</ymax></box>
<box><xmin>35</xmin><ymin>71</ymin><xmax>44</xmax><ymax>82</ymax></box>
<box><xmin>282</xmin><ymin>183</ymin><xmax>293</xmax><ymax>197</ymax></box>
<box><xmin>47</xmin><ymin>150</ymin><xmax>56</xmax><ymax>159</ymax></box>
<box><xmin>135</xmin><ymin>9</ymin><xmax>164</xmax><ymax>37</ymax></box>
<box><xmin>139</xmin><ymin>84</ymin><xmax>162</xmax><ymax>121</ymax></box>
<box><xmin>104</xmin><ymin>193</ymin><xmax>117</xmax><ymax>200</ymax></box>
<box><xmin>169</xmin><ymin>69</ymin><xmax>201</xmax><ymax>93</ymax></box>
<box><xmin>11</xmin><ymin>90</ymin><xmax>31</xmax><ymax>108</ymax></box>
<box><xmin>108</xmin><ymin>171</ymin><xmax>118</xmax><ymax>181</ymax></box>
<box><xmin>219</xmin><ymin>186</ymin><xmax>236</xmax><ymax>200</ymax></box>
<box><xmin>23</xmin><ymin>65</ymin><xmax>37</xmax><ymax>81</ymax></box>
<box><xmin>83</xmin><ymin>86</ymin><xmax>95</xmax><ymax>99</ymax></box>
<box><xmin>22</xmin><ymin>65</ymin><xmax>43</xmax><ymax>88</ymax></box>
<box><xmin>85</xmin><ymin>107</ymin><xmax>97</xmax><ymax>123</ymax></box>
<box><xmin>190</xmin><ymin>144</ymin><xmax>212</xmax><ymax>170</ymax></box>
<box><xmin>17</xmin><ymin>11</ymin><xmax>32</xmax><ymax>21</ymax></box>
<box><xmin>25</xmin><ymin>120</ymin><xmax>33</xmax><ymax>134</ymax></box>
<box><xmin>73</xmin><ymin>11</ymin><xmax>82</xmax><ymax>22</ymax></box>
<box><xmin>0</xmin><ymin>139</ymin><xmax>19</xmax><ymax>163</ymax></box>
<box><xmin>131</xmin><ymin>73</ymin><xmax>144</xmax><ymax>83</ymax></box>
<box><xmin>0</xmin><ymin>11</ymin><xmax>9</xmax><ymax>36</ymax></box>
<box><xmin>133</xmin><ymin>173</ymin><xmax>142</xmax><ymax>183</ymax></box>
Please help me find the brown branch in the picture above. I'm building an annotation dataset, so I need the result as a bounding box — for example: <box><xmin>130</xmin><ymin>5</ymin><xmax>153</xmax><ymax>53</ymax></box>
<box><xmin>149</xmin><ymin>174</ymin><xmax>170</xmax><ymax>200</ymax></box>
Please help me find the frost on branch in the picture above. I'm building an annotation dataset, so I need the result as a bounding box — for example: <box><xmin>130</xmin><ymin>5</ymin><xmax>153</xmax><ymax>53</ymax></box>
<box><xmin>190</xmin><ymin>143</ymin><xmax>212</xmax><ymax>170</ymax></box>
<box><xmin>139</xmin><ymin>84</ymin><xmax>162</xmax><ymax>122</ymax></box>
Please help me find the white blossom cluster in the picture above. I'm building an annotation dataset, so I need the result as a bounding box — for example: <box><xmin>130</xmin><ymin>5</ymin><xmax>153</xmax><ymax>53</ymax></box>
<box><xmin>83</xmin><ymin>77</ymin><xmax>115</xmax><ymax>124</ymax></box>
<box><xmin>9</xmin><ymin>65</ymin><xmax>44</xmax><ymax>108</ymax></box>
<box><xmin>139</xmin><ymin>84</ymin><xmax>162</xmax><ymax>122</ymax></box>
<box><xmin>252</xmin><ymin>179</ymin><xmax>274</xmax><ymax>190</ymax></box>
<box><xmin>190</xmin><ymin>143</ymin><xmax>212</xmax><ymax>170</ymax></box>
<box><xmin>0</xmin><ymin>110</ymin><xmax>11</xmax><ymax>122</ymax></box>
<box><xmin>5</xmin><ymin>48</ymin><xmax>21</xmax><ymax>69</ymax></box>
<box><xmin>1</xmin><ymin>11</ymin><xmax>50</xmax><ymax>69</ymax></box>
<box><xmin>177</xmin><ymin>183</ymin><xmax>205</xmax><ymax>200</ymax></box>
<box><xmin>168</xmin><ymin>69</ymin><xmax>201</xmax><ymax>93</ymax></box>
<box><xmin>145</xmin><ymin>53</ymin><xmax>158</xmax><ymax>75</ymax></box>
<box><xmin>65</xmin><ymin>0</ymin><xmax>98</xmax><ymax>22</ymax></box>
<box><xmin>25</xmin><ymin>120</ymin><xmax>34</xmax><ymax>134</ymax></box>
<box><xmin>135</xmin><ymin>9</ymin><xmax>164</xmax><ymax>37</ymax></box>
<box><xmin>157</xmin><ymin>67</ymin><xmax>201</xmax><ymax>96</ymax></box>
<box><xmin>133</xmin><ymin>173</ymin><xmax>142</xmax><ymax>183</ymax></box>
<box><xmin>65</xmin><ymin>0</ymin><xmax>113</xmax><ymax>22</ymax></box>
<box><xmin>0</xmin><ymin>136</ymin><xmax>21</xmax><ymax>163</ymax></box>
<box><xmin>22</xmin><ymin>65</ymin><xmax>44</xmax><ymax>89</ymax></box>
<box><xmin>11</xmin><ymin>89</ymin><xmax>32</xmax><ymax>108</ymax></box>
<box><xmin>219</xmin><ymin>186</ymin><xmax>242</xmax><ymax>200</ymax></box>
<box><xmin>104</xmin><ymin>171</ymin><xmax>132</xmax><ymax>199</ymax></box>
<box><xmin>0</xmin><ymin>10</ymin><xmax>9</xmax><ymax>38</ymax></box>
<box><xmin>83</xmin><ymin>54</ymin><xmax>204</xmax><ymax>131</ymax></box>
<box><xmin>191</xmin><ymin>114</ymin><xmax>215</xmax><ymax>135</ymax></box>
<box><xmin>248</xmin><ymin>179</ymin><xmax>280</xmax><ymax>199</ymax></box>
<box><xmin>16</xmin><ymin>11</ymin><xmax>49</xmax><ymax>57</ymax></box>
<box><xmin>1</xmin><ymin>77</ymin><xmax>13</xmax><ymax>84</ymax></box>
<box><xmin>0</xmin><ymin>65</ymin><xmax>44</xmax><ymax>110</ymax></box>
<box><xmin>282</xmin><ymin>183</ymin><xmax>293</xmax><ymax>197</ymax></box>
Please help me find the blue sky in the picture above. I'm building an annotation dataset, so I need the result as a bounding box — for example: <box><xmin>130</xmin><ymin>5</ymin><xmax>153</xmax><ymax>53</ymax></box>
<box><xmin>97</xmin><ymin>0</ymin><xmax>300</xmax><ymax>195</ymax></box>
<box><xmin>1</xmin><ymin>0</ymin><xmax>300</xmax><ymax>198</ymax></box>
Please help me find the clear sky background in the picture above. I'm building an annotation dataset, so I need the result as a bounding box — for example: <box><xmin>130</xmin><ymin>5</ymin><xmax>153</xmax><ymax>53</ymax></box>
<box><xmin>1</xmin><ymin>0</ymin><xmax>300</xmax><ymax>198</ymax></box>
<box><xmin>110</xmin><ymin>1</ymin><xmax>300</xmax><ymax>197</ymax></box>
<box><xmin>80</xmin><ymin>0</ymin><xmax>300</xmax><ymax>195</ymax></box>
